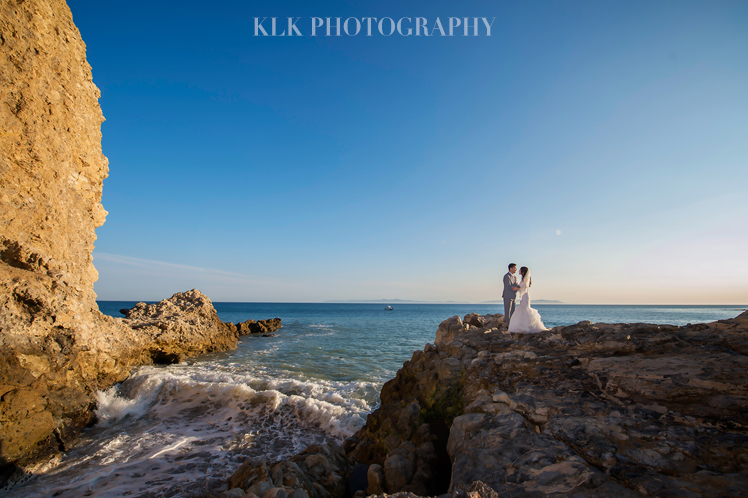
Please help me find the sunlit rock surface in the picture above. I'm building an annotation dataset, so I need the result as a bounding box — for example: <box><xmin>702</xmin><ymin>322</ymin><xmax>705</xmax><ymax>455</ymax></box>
<box><xmin>120</xmin><ymin>289</ymin><xmax>240</xmax><ymax>364</ymax></box>
<box><xmin>0</xmin><ymin>0</ymin><xmax>134</xmax><ymax>473</ymax></box>
<box><xmin>0</xmin><ymin>0</ymin><xmax>248</xmax><ymax>479</ymax></box>
<box><xmin>229</xmin><ymin>311</ymin><xmax>748</xmax><ymax>498</ymax></box>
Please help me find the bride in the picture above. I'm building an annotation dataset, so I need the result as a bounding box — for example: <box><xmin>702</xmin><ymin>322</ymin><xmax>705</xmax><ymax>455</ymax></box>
<box><xmin>508</xmin><ymin>266</ymin><xmax>549</xmax><ymax>333</ymax></box>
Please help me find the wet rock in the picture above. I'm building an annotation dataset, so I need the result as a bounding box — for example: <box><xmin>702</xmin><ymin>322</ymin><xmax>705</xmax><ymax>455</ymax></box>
<box><xmin>228</xmin><ymin>442</ymin><xmax>351</xmax><ymax>498</ymax></box>
<box><xmin>233</xmin><ymin>318</ymin><xmax>283</xmax><ymax>336</ymax></box>
<box><xmin>229</xmin><ymin>460</ymin><xmax>273</xmax><ymax>492</ymax></box>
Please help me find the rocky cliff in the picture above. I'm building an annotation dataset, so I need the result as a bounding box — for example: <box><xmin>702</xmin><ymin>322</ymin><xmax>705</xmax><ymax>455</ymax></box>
<box><xmin>227</xmin><ymin>311</ymin><xmax>748</xmax><ymax>498</ymax></box>
<box><xmin>0</xmin><ymin>0</ymin><xmax>252</xmax><ymax>481</ymax></box>
<box><xmin>0</xmin><ymin>0</ymin><xmax>133</xmax><ymax>473</ymax></box>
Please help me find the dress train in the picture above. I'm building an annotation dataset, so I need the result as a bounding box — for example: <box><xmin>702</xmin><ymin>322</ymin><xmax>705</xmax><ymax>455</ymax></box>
<box><xmin>508</xmin><ymin>289</ymin><xmax>548</xmax><ymax>334</ymax></box>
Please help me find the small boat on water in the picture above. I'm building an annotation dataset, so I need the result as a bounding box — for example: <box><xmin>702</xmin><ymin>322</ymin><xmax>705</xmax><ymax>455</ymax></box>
<box><xmin>384</xmin><ymin>306</ymin><xmax>393</xmax><ymax>311</ymax></box>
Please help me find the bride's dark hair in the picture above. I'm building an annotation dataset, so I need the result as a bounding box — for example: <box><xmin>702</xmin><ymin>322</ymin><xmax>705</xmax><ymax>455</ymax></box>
<box><xmin>520</xmin><ymin>266</ymin><xmax>532</xmax><ymax>287</ymax></box>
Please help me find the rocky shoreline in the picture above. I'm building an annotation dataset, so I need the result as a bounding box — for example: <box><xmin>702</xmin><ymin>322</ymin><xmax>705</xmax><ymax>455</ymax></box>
<box><xmin>0</xmin><ymin>284</ymin><xmax>281</xmax><ymax>486</ymax></box>
<box><xmin>222</xmin><ymin>311</ymin><xmax>748</xmax><ymax>498</ymax></box>
<box><xmin>2</xmin><ymin>1</ymin><xmax>746</xmax><ymax>496</ymax></box>
<box><xmin>0</xmin><ymin>0</ymin><xmax>285</xmax><ymax>482</ymax></box>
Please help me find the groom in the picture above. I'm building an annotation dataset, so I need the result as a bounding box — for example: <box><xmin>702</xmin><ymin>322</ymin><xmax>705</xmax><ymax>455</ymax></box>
<box><xmin>502</xmin><ymin>263</ymin><xmax>520</xmax><ymax>325</ymax></box>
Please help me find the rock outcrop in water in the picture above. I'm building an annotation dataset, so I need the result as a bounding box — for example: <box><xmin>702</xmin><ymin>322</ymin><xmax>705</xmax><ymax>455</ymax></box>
<box><xmin>229</xmin><ymin>318</ymin><xmax>283</xmax><ymax>337</ymax></box>
<box><xmin>119</xmin><ymin>289</ymin><xmax>242</xmax><ymax>364</ymax></box>
<box><xmin>228</xmin><ymin>311</ymin><xmax>748</xmax><ymax>498</ymax></box>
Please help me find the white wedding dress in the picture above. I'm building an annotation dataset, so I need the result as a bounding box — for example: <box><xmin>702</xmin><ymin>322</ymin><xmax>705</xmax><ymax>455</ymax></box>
<box><xmin>508</xmin><ymin>272</ymin><xmax>549</xmax><ymax>334</ymax></box>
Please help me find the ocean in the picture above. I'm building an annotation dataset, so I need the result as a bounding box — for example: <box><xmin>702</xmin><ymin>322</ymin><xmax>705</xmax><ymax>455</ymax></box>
<box><xmin>6</xmin><ymin>303</ymin><xmax>745</xmax><ymax>498</ymax></box>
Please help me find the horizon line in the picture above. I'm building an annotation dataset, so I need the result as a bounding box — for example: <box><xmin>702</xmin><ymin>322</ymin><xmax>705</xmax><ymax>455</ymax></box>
<box><xmin>97</xmin><ymin>300</ymin><xmax>748</xmax><ymax>307</ymax></box>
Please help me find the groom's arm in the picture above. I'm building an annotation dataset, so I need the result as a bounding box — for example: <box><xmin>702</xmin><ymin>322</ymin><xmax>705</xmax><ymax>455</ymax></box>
<box><xmin>504</xmin><ymin>274</ymin><xmax>518</xmax><ymax>293</ymax></box>
<box><xmin>503</xmin><ymin>274</ymin><xmax>515</xmax><ymax>290</ymax></box>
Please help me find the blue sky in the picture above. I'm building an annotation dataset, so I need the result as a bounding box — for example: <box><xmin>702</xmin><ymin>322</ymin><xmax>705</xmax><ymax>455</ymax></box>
<box><xmin>69</xmin><ymin>0</ymin><xmax>748</xmax><ymax>303</ymax></box>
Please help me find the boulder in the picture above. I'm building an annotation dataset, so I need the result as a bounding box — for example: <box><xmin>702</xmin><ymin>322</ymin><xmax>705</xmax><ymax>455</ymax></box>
<box><xmin>366</xmin><ymin>464</ymin><xmax>385</xmax><ymax>495</ymax></box>
<box><xmin>234</xmin><ymin>318</ymin><xmax>283</xmax><ymax>336</ymax></box>
<box><xmin>384</xmin><ymin>448</ymin><xmax>414</xmax><ymax>493</ymax></box>
<box><xmin>216</xmin><ymin>488</ymin><xmax>249</xmax><ymax>498</ymax></box>
<box><xmin>435</xmin><ymin>315</ymin><xmax>465</xmax><ymax>345</ymax></box>
<box><xmin>122</xmin><ymin>289</ymin><xmax>238</xmax><ymax>364</ymax></box>
<box><xmin>228</xmin><ymin>442</ymin><xmax>351</xmax><ymax>498</ymax></box>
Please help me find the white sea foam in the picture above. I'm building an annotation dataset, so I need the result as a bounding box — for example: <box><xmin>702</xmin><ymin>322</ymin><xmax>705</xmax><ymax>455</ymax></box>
<box><xmin>95</xmin><ymin>385</ymin><xmax>154</xmax><ymax>424</ymax></box>
<box><xmin>7</xmin><ymin>359</ymin><xmax>378</xmax><ymax>498</ymax></box>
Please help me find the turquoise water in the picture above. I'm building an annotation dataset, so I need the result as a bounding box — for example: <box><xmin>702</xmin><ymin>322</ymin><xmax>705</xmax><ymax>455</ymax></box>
<box><xmin>8</xmin><ymin>303</ymin><xmax>744</xmax><ymax>498</ymax></box>
<box><xmin>100</xmin><ymin>302</ymin><xmax>747</xmax><ymax>385</ymax></box>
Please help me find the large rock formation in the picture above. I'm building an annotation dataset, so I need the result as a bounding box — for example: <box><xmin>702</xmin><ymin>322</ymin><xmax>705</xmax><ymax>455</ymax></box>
<box><xmin>0</xmin><ymin>0</ymin><xmax>262</xmax><ymax>481</ymax></box>
<box><xmin>228</xmin><ymin>311</ymin><xmax>748</xmax><ymax>498</ymax></box>
<box><xmin>0</xmin><ymin>0</ymin><xmax>135</xmax><ymax>473</ymax></box>
<box><xmin>347</xmin><ymin>311</ymin><xmax>748</xmax><ymax>497</ymax></box>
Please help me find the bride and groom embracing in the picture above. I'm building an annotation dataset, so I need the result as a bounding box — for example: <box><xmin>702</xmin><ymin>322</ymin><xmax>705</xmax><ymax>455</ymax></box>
<box><xmin>502</xmin><ymin>263</ymin><xmax>549</xmax><ymax>333</ymax></box>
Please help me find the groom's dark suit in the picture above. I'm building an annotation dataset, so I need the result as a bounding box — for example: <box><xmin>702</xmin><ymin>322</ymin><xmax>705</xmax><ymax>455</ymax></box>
<box><xmin>502</xmin><ymin>271</ymin><xmax>518</xmax><ymax>324</ymax></box>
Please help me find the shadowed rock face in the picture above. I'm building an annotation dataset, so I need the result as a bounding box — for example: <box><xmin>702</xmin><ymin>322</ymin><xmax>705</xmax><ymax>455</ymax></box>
<box><xmin>227</xmin><ymin>311</ymin><xmax>748</xmax><ymax>498</ymax></box>
<box><xmin>228</xmin><ymin>317</ymin><xmax>283</xmax><ymax>336</ymax></box>
<box><xmin>228</xmin><ymin>442</ymin><xmax>352</xmax><ymax>498</ymax></box>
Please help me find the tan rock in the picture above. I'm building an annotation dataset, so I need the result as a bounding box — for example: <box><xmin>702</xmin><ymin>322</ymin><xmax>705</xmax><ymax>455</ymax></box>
<box><xmin>340</xmin><ymin>313</ymin><xmax>748</xmax><ymax>497</ymax></box>
<box><xmin>0</xmin><ymin>0</ymin><xmax>245</xmax><ymax>477</ymax></box>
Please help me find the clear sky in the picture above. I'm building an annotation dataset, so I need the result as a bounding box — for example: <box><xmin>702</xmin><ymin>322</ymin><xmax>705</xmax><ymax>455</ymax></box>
<box><xmin>67</xmin><ymin>0</ymin><xmax>748</xmax><ymax>304</ymax></box>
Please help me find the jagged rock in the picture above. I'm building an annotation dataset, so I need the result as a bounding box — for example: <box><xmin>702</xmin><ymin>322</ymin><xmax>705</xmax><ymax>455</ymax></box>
<box><xmin>343</xmin><ymin>312</ymin><xmax>748</xmax><ymax>497</ymax></box>
<box><xmin>230</xmin><ymin>317</ymin><xmax>283</xmax><ymax>336</ymax></box>
<box><xmin>229</xmin><ymin>442</ymin><xmax>352</xmax><ymax>498</ymax></box>
<box><xmin>122</xmin><ymin>289</ymin><xmax>238</xmax><ymax>364</ymax></box>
